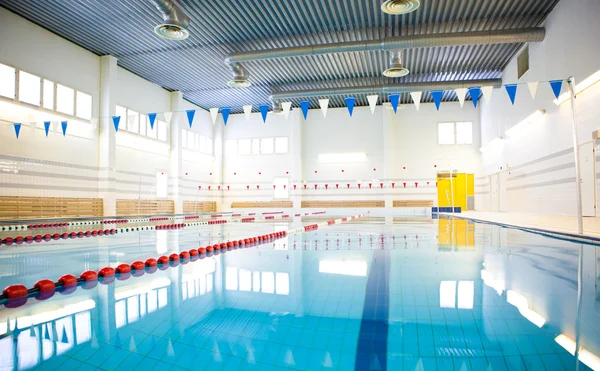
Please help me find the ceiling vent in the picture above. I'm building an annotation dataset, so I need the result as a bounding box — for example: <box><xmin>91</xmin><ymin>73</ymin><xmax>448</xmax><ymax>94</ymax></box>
<box><xmin>381</xmin><ymin>0</ymin><xmax>421</xmax><ymax>15</ymax></box>
<box><xmin>383</xmin><ymin>50</ymin><xmax>410</xmax><ymax>78</ymax></box>
<box><xmin>152</xmin><ymin>0</ymin><xmax>190</xmax><ymax>41</ymax></box>
<box><xmin>227</xmin><ymin>62</ymin><xmax>252</xmax><ymax>88</ymax></box>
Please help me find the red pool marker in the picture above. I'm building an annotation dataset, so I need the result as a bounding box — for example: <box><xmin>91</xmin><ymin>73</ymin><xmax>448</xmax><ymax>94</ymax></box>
<box><xmin>80</xmin><ymin>270</ymin><xmax>98</xmax><ymax>282</ymax></box>
<box><xmin>169</xmin><ymin>253</ymin><xmax>180</xmax><ymax>261</ymax></box>
<box><xmin>98</xmin><ymin>267</ymin><xmax>115</xmax><ymax>277</ymax></box>
<box><xmin>58</xmin><ymin>274</ymin><xmax>77</xmax><ymax>287</ymax></box>
<box><xmin>157</xmin><ymin>256</ymin><xmax>169</xmax><ymax>265</ymax></box>
<box><xmin>131</xmin><ymin>261</ymin><xmax>145</xmax><ymax>271</ymax></box>
<box><xmin>145</xmin><ymin>258</ymin><xmax>158</xmax><ymax>267</ymax></box>
<box><xmin>34</xmin><ymin>279</ymin><xmax>55</xmax><ymax>292</ymax></box>
<box><xmin>2</xmin><ymin>284</ymin><xmax>27</xmax><ymax>299</ymax></box>
<box><xmin>116</xmin><ymin>264</ymin><xmax>131</xmax><ymax>274</ymax></box>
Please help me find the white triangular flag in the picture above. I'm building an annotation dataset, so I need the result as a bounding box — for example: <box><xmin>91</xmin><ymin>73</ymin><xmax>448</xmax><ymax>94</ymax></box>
<box><xmin>481</xmin><ymin>86</ymin><xmax>494</xmax><ymax>104</ymax></box>
<box><xmin>322</xmin><ymin>352</ymin><xmax>333</xmax><ymax>367</ymax></box>
<box><xmin>367</xmin><ymin>95</ymin><xmax>378</xmax><ymax>114</ymax></box>
<box><xmin>319</xmin><ymin>99</ymin><xmax>329</xmax><ymax>118</ymax></box>
<box><xmin>284</xmin><ymin>349</ymin><xmax>296</xmax><ymax>366</ymax></box>
<box><xmin>243</xmin><ymin>105</ymin><xmax>252</xmax><ymax>120</ymax></box>
<box><xmin>528</xmin><ymin>81</ymin><xmax>539</xmax><ymax>100</ymax></box>
<box><xmin>410</xmin><ymin>91</ymin><xmax>422</xmax><ymax>111</ymax></box>
<box><xmin>209</xmin><ymin>108</ymin><xmax>219</xmax><ymax>125</ymax></box>
<box><xmin>281</xmin><ymin>102</ymin><xmax>292</xmax><ymax>120</ymax></box>
<box><xmin>30</xmin><ymin>122</ymin><xmax>36</xmax><ymax>137</ymax></box>
<box><xmin>129</xmin><ymin>336</ymin><xmax>137</xmax><ymax>351</ymax></box>
<box><xmin>455</xmin><ymin>88</ymin><xmax>467</xmax><ymax>108</ymax></box>
<box><xmin>166</xmin><ymin>338</ymin><xmax>175</xmax><ymax>357</ymax></box>
<box><xmin>164</xmin><ymin>112</ymin><xmax>172</xmax><ymax>124</ymax></box>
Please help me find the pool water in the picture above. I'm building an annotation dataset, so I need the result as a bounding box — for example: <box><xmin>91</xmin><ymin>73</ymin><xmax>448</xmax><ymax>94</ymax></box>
<box><xmin>0</xmin><ymin>216</ymin><xmax>599</xmax><ymax>370</ymax></box>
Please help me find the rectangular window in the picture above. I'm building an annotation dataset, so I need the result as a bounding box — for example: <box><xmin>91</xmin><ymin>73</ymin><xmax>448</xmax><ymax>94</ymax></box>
<box><xmin>238</xmin><ymin>139</ymin><xmax>251</xmax><ymax>155</ymax></box>
<box><xmin>43</xmin><ymin>80</ymin><xmax>54</xmax><ymax>110</ymax></box>
<box><xmin>76</xmin><ymin>91</ymin><xmax>92</xmax><ymax>120</ymax></box>
<box><xmin>56</xmin><ymin>84</ymin><xmax>74</xmax><ymax>115</ymax></box>
<box><xmin>225</xmin><ymin>140</ymin><xmax>237</xmax><ymax>155</ymax></box>
<box><xmin>252</xmin><ymin>138</ymin><xmax>260</xmax><ymax>154</ymax></box>
<box><xmin>261</xmin><ymin>138</ymin><xmax>274</xmax><ymax>154</ymax></box>
<box><xmin>157</xmin><ymin>120</ymin><xmax>167</xmax><ymax>141</ymax></box>
<box><xmin>198</xmin><ymin>135</ymin><xmax>206</xmax><ymax>152</ymax></box>
<box><xmin>275</xmin><ymin>137</ymin><xmax>288</xmax><ymax>154</ymax></box>
<box><xmin>156</xmin><ymin>171</ymin><xmax>168</xmax><ymax>197</ymax></box>
<box><xmin>273</xmin><ymin>177</ymin><xmax>289</xmax><ymax>199</ymax></box>
<box><xmin>438</xmin><ymin>122</ymin><xmax>455</xmax><ymax>145</ymax></box>
<box><xmin>0</xmin><ymin>63</ymin><xmax>16</xmax><ymax>99</ymax></box>
<box><xmin>147</xmin><ymin>117</ymin><xmax>157</xmax><ymax>138</ymax></box>
<box><xmin>187</xmin><ymin>132</ymin><xmax>195</xmax><ymax>149</ymax></box>
<box><xmin>181</xmin><ymin>129</ymin><xmax>187</xmax><ymax>148</ymax></box>
<box><xmin>206</xmin><ymin>138</ymin><xmax>213</xmax><ymax>155</ymax></box>
<box><xmin>115</xmin><ymin>105</ymin><xmax>128</xmax><ymax>131</ymax></box>
<box><xmin>127</xmin><ymin>110</ymin><xmax>139</xmax><ymax>133</ymax></box>
<box><xmin>456</xmin><ymin>122</ymin><xmax>473</xmax><ymax>144</ymax></box>
<box><xmin>140</xmin><ymin>114</ymin><xmax>147</xmax><ymax>136</ymax></box>
<box><xmin>18</xmin><ymin>71</ymin><xmax>41</xmax><ymax>106</ymax></box>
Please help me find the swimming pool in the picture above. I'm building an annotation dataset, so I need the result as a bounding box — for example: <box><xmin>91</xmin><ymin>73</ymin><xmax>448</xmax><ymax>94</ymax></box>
<box><xmin>0</xmin><ymin>216</ymin><xmax>598</xmax><ymax>370</ymax></box>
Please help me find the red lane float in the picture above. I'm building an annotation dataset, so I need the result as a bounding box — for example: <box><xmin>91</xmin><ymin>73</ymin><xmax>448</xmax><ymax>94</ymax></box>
<box><xmin>58</xmin><ymin>274</ymin><xmax>78</xmax><ymax>287</ymax></box>
<box><xmin>189</xmin><ymin>249</ymin><xmax>198</xmax><ymax>256</ymax></box>
<box><xmin>131</xmin><ymin>261</ymin><xmax>145</xmax><ymax>271</ymax></box>
<box><xmin>98</xmin><ymin>267</ymin><xmax>115</xmax><ymax>277</ymax></box>
<box><xmin>157</xmin><ymin>256</ymin><xmax>169</xmax><ymax>265</ymax></box>
<box><xmin>169</xmin><ymin>253</ymin><xmax>180</xmax><ymax>261</ymax></box>
<box><xmin>34</xmin><ymin>279</ymin><xmax>55</xmax><ymax>292</ymax></box>
<box><xmin>180</xmin><ymin>251</ymin><xmax>190</xmax><ymax>259</ymax></box>
<box><xmin>145</xmin><ymin>258</ymin><xmax>158</xmax><ymax>267</ymax></box>
<box><xmin>199</xmin><ymin>247</ymin><xmax>207</xmax><ymax>254</ymax></box>
<box><xmin>80</xmin><ymin>270</ymin><xmax>98</xmax><ymax>282</ymax></box>
<box><xmin>115</xmin><ymin>264</ymin><xmax>131</xmax><ymax>274</ymax></box>
<box><xmin>2</xmin><ymin>284</ymin><xmax>27</xmax><ymax>299</ymax></box>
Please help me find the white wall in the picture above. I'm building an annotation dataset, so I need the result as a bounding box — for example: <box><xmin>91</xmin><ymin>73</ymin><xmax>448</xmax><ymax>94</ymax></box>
<box><xmin>479</xmin><ymin>0</ymin><xmax>600</xmax><ymax>215</ymax></box>
<box><xmin>0</xmin><ymin>7</ymin><xmax>215</xmax><ymax>209</ymax></box>
<box><xmin>219</xmin><ymin>102</ymin><xmax>481</xmax><ymax>210</ymax></box>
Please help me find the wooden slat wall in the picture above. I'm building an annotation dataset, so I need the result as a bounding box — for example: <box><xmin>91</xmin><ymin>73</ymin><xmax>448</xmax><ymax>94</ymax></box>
<box><xmin>183</xmin><ymin>201</ymin><xmax>217</xmax><ymax>213</ymax></box>
<box><xmin>116</xmin><ymin>199</ymin><xmax>174</xmax><ymax>216</ymax></box>
<box><xmin>231</xmin><ymin>201</ymin><xmax>293</xmax><ymax>208</ymax></box>
<box><xmin>393</xmin><ymin>200</ymin><xmax>434</xmax><ymax>207</ymax></box>
<box><xmin>300</xmin><ymin>200</ymin><xmax>385</xmax><ymax>208</ymax></box>
<box><xmin>0</xmin><ymin>197</ymin><xmax>103</xmax><ymax>219</ymax></box>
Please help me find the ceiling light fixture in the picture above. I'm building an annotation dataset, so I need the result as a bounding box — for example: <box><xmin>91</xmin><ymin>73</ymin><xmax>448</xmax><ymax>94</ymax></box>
<box><xmin>381</xmin><ymin>0</ymin><xmax>421</xmax><ymax>15</ymax></box>
<box><xmin>151</xmin><ymin>0</ymin><xmax>190</xmax><ymax>41</ymax></box>
<box><xmin>383</xmin><ymin>50</ymin><xmax>410</xmax><ymax>78</ymax></box>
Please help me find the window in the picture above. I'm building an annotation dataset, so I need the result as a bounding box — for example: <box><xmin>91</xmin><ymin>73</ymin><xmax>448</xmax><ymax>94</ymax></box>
<box><xmin>56</xmin><ymin>84</ymin><xmax>74</xmax><ymax>115</ymax></box>
<box><xmin>456</xmin><ymin>122</ymin><xmax>473</xmax><ymax>144</ymax></box>
<box><xmin>76</xmin><ymin>91</ymin><xmax>92</xmax><ymax>120</ymax></box>
<box><xmin>43</xmin><ymin>80</ymin><xmax>54</xmax><ymax>110</ymax></box>
<box><xmin>273</xmin><ymin>177</ymin><xmax>289</xmax><ymax>199</ymax></box>
<box><xmin>438</xmin><ymin>122</ymin><xmax>473</xmax><ymax>145</ymax></box>
<box><xmin>140</xmin><ymin>114</ymin><xmax>147</xmax><ymax>136</ymax></box>
<box><xmin>238</xmin><ymin>139</ymin><xmax>251</xmax><ymax>155</ymax></box>
<box><xmin>206</xmin><ymin>138</ymin><xmax>213</xmax><ymax>155</ymax></box>
<box><xmin>225</xmin><ymin>140</ymin><xmax>237</xmax><ymax>155</ymax></box>
<box><xmin>18</xmin><ymin>71</ymin><xmax>41</xmax><ymax>106</ymax></box>
<box><xmin>127</xmin><ymin>110</ymin><xmax>139</xmax><ymax>133</ymax></box>
<box><xmin>0</xmin><ymin>63</ymin><xmax>16</xmax><ymax>99</ymax></box>
<box><xmin>261</xmin><ymin>138</ymin><xmax>274</xmax><ymax>154</ymax></box>
<box><xmin>157</xmin><ymin>120</ymin><xmax>168</xmax><ymax>141</ymax></box>
<box><xmin>115</xmin><ymin>105</ymin><xmax>127</xmax><ymax>131</ymax></box>
<box><xmin>181</xmin><ymin>129</ymin><xmax>187</xmax><ymax>147</ymax></box>
<box><xmin>438</xmin><ymin>123</ymin><xmax>455</xmax><ymax>145</ymax></box>
<box><xmin>187</xmin><ymin>132</ymin><xmax>196</xmax><ymax>149</ymax></box>
<box><xmin>275</xmin><ymin>137</ymin><xmax>288</xmax><ymax>154</ymax></box>
<box><xmin>198</xmin><ymin>135</ymin><xmax>206</xmax><ymax>152</ymax></box>
<box><xmin>156</xmin><ymin>171</ymin><xmax>168</xmax><ymax>197</ymax></box>
<box><xmin>252</xmin><ymin>138</ymin><xmax>260</xmax><ymax>154</ymax></box>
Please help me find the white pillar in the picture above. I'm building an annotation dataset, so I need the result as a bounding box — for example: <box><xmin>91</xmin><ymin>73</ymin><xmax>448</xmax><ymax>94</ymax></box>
<box><xmin>169</xmin><ymin>92</ymin><xmax>184</xmax><ymax>214</ymax></box>
<box><xmin>98</xmin><ymin>55</ymin><xmax>118</xmax><ymax>216</ymax></box>
<box><xmin>213</xmin><ymin>115</ymin><xmax>224</xmax><ymax>211</ymax></box>
<box><xmin>290</xmin><ymin>108</ymin><xmax>303</xmax><ymax>210</ymax></box>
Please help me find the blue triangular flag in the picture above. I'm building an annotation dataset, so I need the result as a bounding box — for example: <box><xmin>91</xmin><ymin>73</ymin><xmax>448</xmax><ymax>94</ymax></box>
<box><xmin>300</xmin><ymin>101</ymin><xmax>310</xmax><ymax>120</ymax></box>
<box><xmin>186</xmin><ymin>109</ymin><xmax>195</xmax><ymax>128</ymax></box>
<box><xmin>431</xmin><ymin>91</ymin><xmax>443</xmax><ymax>111</ymax></box>
<box><xmin>549</xmin><ymin>80</ymin><xmax>563</xmax><ymax>99</ymax></box>
<box><xmin>148</xmin><ymin>113</ymin><xmax>157</xmax><ymax>129</ymax></box>
<box><xmin>112</xmin><ymin>116</ymin><xmax>121</xmax><ymax>132</ymax></box>
<box><xmin>469</xmin><ymin>87</ymin><xmax>481</xmax><ymax>108</ymax></box>
<box><xmin>345</xmin><ymin>97</ymin><xmax>356</xmax><ymax>116</ymax></box>
<box><xmin>259</xmin><ymin>104</ymin><xmax>269</xmax><ymax>123</ymax></box>
<box><xmin>505</xmin><ymin>84</ymin><xmax>517</xmax><ymax>105</ymax></box>
<box><xmin>14</xmin><ymin>123</ymin><xmax>21</xmax><ymax>139</ymax></box>
<box><xmin>221</xmin><ymin>107</ymin><xmax>231</xmax><ymax>126</ymax></box>
<box><xmin>44</xmin><ymin>121</ymin><xmax>51</xmax><ymax>137</ymax></box>
<box><xmin>61</xmin><ymin>121</ymin><xmax>67</xmax><ymax>136</ymax></box>
<box><xmin>389</xmin><ymin>94</ymin><xmax>400</xmax><ymax>113</ymax></box>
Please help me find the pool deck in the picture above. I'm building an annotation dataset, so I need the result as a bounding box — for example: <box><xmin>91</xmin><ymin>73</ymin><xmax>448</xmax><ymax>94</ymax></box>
<box><xmin>447</xmin><ymin>211</ymin><xmax>600</xmax><ymax>239</ymax></box>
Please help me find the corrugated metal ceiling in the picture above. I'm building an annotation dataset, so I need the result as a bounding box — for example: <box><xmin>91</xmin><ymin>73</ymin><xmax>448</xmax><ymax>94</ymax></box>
<box><xmin>0</xmin><ymin>0</ymin><xmax>559</xmax><ymax>111</ymax></box>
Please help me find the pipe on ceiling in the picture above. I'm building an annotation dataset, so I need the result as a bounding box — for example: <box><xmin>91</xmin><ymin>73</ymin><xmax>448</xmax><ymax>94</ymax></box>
<box><xmin>268</xmin><ymin>79</ymin><xmax>502</xmax><ymax>102</ymax></box>
<box><xmin>226</xmin><ymin>28</ymin><xmax>545</xmax><ymax>65</ymax></box>
<box><xmin>151</xmin><ymin>0</ymin><xmax>190</xmax><ymax>28</ymax></box>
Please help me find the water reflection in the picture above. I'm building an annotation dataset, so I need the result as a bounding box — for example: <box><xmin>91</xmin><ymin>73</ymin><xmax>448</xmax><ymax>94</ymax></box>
<box><xmin>0</xmin><ymin>219</ymin><xmax>598</xmax><ymax>370</ymax></box>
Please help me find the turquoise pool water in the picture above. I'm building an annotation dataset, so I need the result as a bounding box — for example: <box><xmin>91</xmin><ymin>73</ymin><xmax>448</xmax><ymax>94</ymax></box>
<box><xmin>0</xmin><ymin>217</ymin><xmax>598</xmax><ymax>370</ymax></box>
